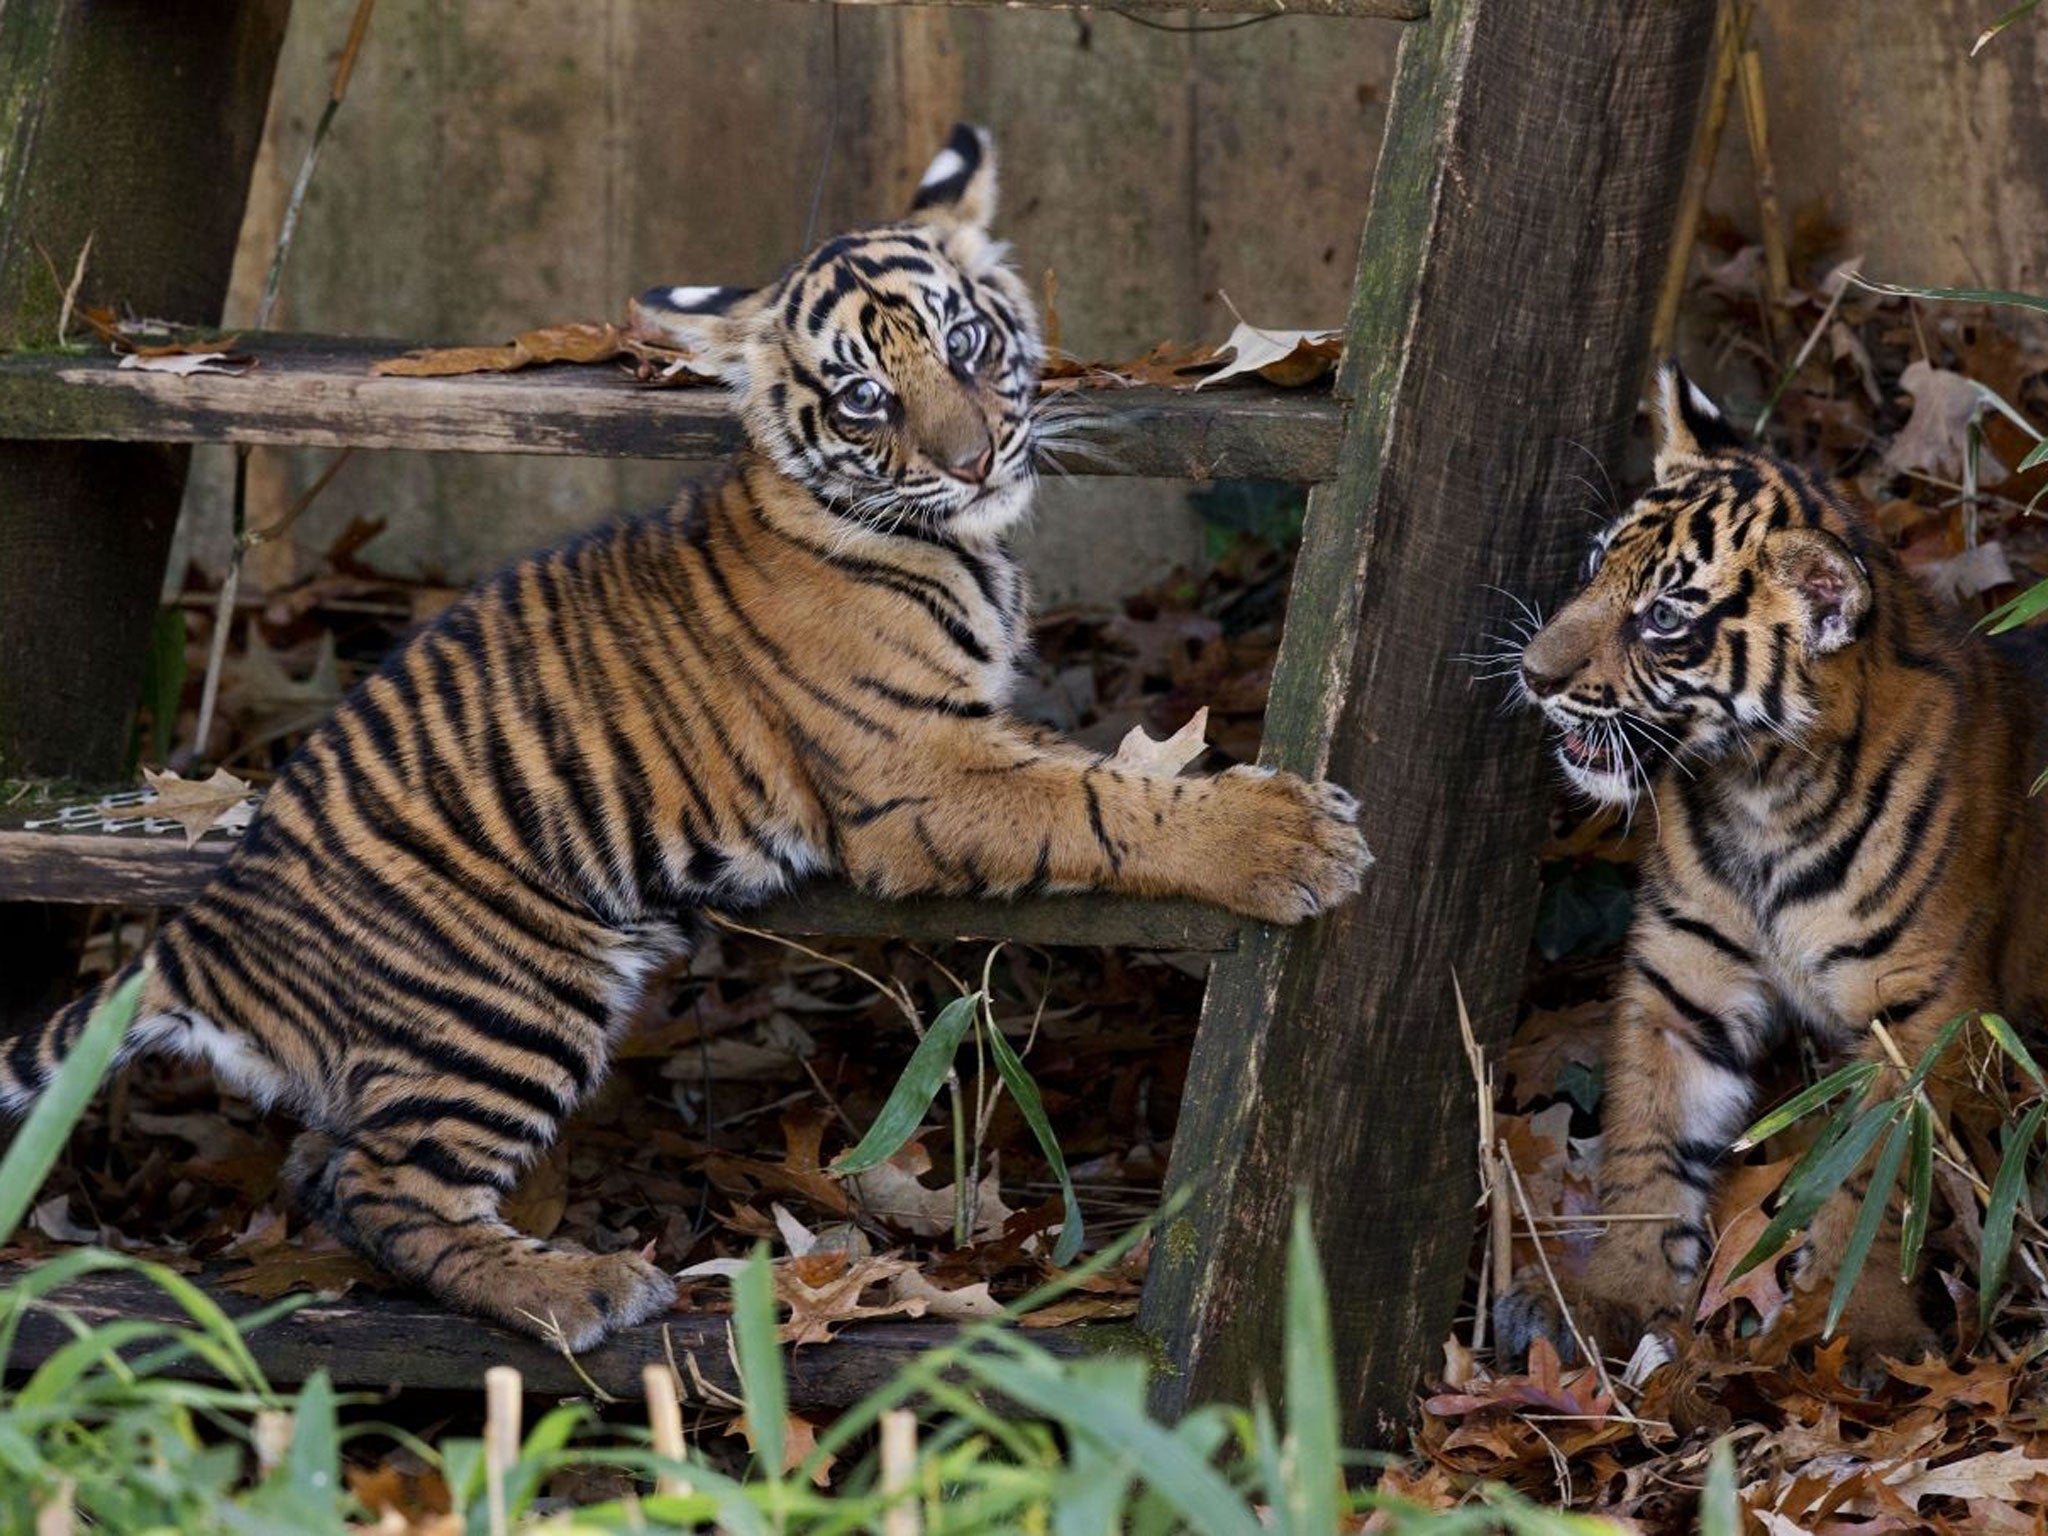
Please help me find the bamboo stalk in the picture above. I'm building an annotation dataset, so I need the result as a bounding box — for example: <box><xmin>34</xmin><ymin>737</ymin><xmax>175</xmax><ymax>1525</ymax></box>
<box><xmin>485</xmin><ymin>1364</ymin><xmax>523</xmax><ymax>1536</ymax></box>
<box><xmin>643</xmin><ymin>1363</ymin><xmax>693</xmax><ymax>1498</ymax></box>
<box><xmin>880</xmin><ymin>1409</ymin><xmax>921</xmax><ymax>1536</ymax></box>
<box><xmin>1735</xmin><ymin>36</ymin><xmax>1789</xmax><ymax>317</ymax></box>
<box><xmin>1651</xmin><ymin>0</ymin><xmax>1747</xmax><ymax>357</ymax></box>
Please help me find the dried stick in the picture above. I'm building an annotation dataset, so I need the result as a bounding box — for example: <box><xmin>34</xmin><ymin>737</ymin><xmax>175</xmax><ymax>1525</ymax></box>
<box><xmin>34</xmin><ymin>1480</ymin><xmax>75</xmax><ymax>1536</ymax></box>
<box><xmin>880</xmin><ymin>1409</ymin><xmax>921</xmax><ymax>1536</ymax></box>
<box><xmin>643</xmin><ymin>1362</ymin><xmax>694</xmax><ymax>1497</ymax></box>
<box><xmin>1734</xmin><ymin>32</ymin><xmax>1789</xmax><ymax>322</ymax></box>
<box><xmin>484</xmin><ymin>1364</ymin><xmax>523</xmax><ymax>1536</ymax></box>
<box><xmin>1452</xmin><ymin>973</ymin><xmax>1511</xmax><ymax>1352</ymax></box>
<box><xmin>1500</xmin><ymin>1152</ymin><xmax>1637</xmax><ymax>1424</ymax></box>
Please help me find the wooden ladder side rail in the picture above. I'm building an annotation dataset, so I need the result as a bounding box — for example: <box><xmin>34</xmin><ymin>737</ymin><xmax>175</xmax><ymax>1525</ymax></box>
<box><xmin>1138</xmin><ymin>0</ymin><xmax>1718</xmax><ymax>1445</ymax></box>
<box><xmin>791</xmin><ymin>0</ymin><xmax>1428</xmax><ymax>17</ymax></box>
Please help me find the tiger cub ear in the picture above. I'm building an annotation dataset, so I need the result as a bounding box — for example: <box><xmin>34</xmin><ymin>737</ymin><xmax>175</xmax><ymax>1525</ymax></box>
<box><xmin>1765</xmin><ymin>527</ymin><xmax>1873</xmax><ymax>655</ymax></box>
<box><xmin>626</xmin><ymin>284</ymin><xmax>763</xmax><ymax>382</ymax></box>
<box><xmin>908</xmin><ymin>123</ymin><xmax>997</xmax><ymax>233</ymax></box>
<box><xmin>1652</xmin><ymin>361</ymin><xmax>1744</xmax><ymax>483</ymax></box>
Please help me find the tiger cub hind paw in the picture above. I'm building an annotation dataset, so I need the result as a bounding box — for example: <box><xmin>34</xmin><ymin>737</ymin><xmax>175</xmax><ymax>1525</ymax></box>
<box><xmin>474</xmin><ymin>1246</ymin><xmax>678</xmax><ymax>1353</ymax></box>
<box><xmin>1219</xmin><ymin>767</ymin><xmax>1371</xmax><ymax>924</ymax></box>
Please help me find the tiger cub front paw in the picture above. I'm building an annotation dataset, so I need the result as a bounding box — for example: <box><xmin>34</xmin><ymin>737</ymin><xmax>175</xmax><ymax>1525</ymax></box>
<box><xmin>1211</xmin><ymin>767</ymin><xmax>1370</xmax><ymax>924</ymax></box>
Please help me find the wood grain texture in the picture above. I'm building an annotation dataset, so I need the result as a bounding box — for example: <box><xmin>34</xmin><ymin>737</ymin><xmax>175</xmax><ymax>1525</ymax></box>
<box><xmin>0</xmin><ymin>336</ymin><xmax>1342</xmax><ymax>483</ymax></box>
<box><xmin>0</xmin><ymin>822</ymin><xmax>1241</xmax><ymax>950</ymax></box>
<box><xmin>0</xmin><ymin>0</ymin><xmax>288</xmax><ymax>781</ymax></box>
<box><xmin>0</xmin><ymin>1263</ymin><xmax>1092</xmax><ymax>1404</ymax></box>
<box><xmin>1138</xmin><ymin>0</ymin><xmax>1716</xmax><ymax>1444</ymax></box>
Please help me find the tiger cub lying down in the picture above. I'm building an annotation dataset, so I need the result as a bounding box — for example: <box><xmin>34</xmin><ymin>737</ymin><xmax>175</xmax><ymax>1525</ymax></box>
<box><xmin>0</xmin><ymin>125</ymin><xmax>1367</xmax><ymax>1349</ymax></box>
<box><xmin>1496</xmin><ymin>365</ymin><xmax>2048</xmax><ymax>1374</ymax></box>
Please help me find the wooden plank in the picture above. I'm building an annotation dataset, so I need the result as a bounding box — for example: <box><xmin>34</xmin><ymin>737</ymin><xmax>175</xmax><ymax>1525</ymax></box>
<box><xmin>0</xmin><ymin>824</ymin><xmax>1240</xmax><ymax>951</ymax></box>
<box><xmin>0</xmin><ymin>1263</ymin><xmax>1093</xmax><ymax>1405</ymax></box>
<box><xmin>790</xmin><ymin>0</ymin><xmax>1428</xmax><ymax>18</ymax></box>
<box><xmin>0</xmin><ymin>335</ymin><xmax>1344</xmax><ymax>483</ymax></box>
<box><xmin>1139</xmin><ymin>0</ymin><xmax>1716</xmax><ymax>1445</ymax></box>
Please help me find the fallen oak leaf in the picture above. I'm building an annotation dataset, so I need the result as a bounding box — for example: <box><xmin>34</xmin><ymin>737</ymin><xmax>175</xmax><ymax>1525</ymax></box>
<box><xmin>774</xmin><ymin>1251</ymin><xmax>925</xmax><ymax>1346</ymax></box>
<box><xmin>371</xmin><ymin>321</ymin><xmax>628</xmax><ymax>378</ymax></box>
<box><xmin>885</xmin><ymin>1268</ymin><xmax>1003</xmax><ymax>1322</ymax></box>
<box><xmin>1883</xmin><ymin>359</ymin><xmax>2013</xmax><ymax>483</ymax></box>
<box><xmin>727</xmin><ymin>1409</ymin><xmax>837</xmax><ymax>1488</ymax></box>
<box><xmin>141</xmin><ymin>766</ymin><xmax>257</xmax><ymax>847</ymax></box>
<box><xmin>1192</xmin><ymin>317</ymin><xmax>1340</xmax><ymax>391</ymax></box>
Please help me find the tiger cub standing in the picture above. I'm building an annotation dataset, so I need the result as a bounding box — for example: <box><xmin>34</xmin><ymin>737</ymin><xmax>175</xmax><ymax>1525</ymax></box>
<box><xmin>0</xmin><ymin>126</ymin><xmax>1367</xmax><ymax>1349</ymax></box>
<box><xmin>1496</xmin><ymin>364</ymin><xmax>2048</xmax><ymax>1373</ymax></box>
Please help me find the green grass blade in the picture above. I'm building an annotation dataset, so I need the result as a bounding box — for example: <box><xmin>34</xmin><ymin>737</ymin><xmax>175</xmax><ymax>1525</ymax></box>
<box><xmin>2019</xmin><ymin>437</ymin><xmax>2048</xmax><ymax>474</ymax></box>
<box><xmin>1979</xmin><ymin>1012</ymin><xmax>2047</xmax><ymax>1087</ymax></box>
<box><xmin>0</xmin><ymin>968</ymin><xmax>145</xmax><ymax>1248</ymax></box>
<box><xmin>1281</xmin><ymin>1200</ymin><xmax>1340</xmax><ymax>1536</ymax></box>
<box><xmin>1735</xmin><ymin>1101</ymin><xmax>1899</xmax><ymax>1279</ymax></box>
<box><xmin>831</xmin><ymin>993</ymin><xmax>981</xmax><ymax>1174</ymax></box>
<box><xmin>984</xmin><ymin>1014</ymin><xmax>1084</xmax><ymax>1266</ymax></box>
<box><xmin>1980</xmin><ymin>1099</ymin><xmax>2047</xmax><ymax>1331</ymax></box>
<box><xmin>1699</xmin><ymin>1437</ymin><xmax>1739</xmax><ymax>1536</ymax></box>
<box><xmin>1972</xmin><ymin>0</ymin><xmax>2044</xmax><ymax>54</ymax></box>
<box><xmin>958</xmin><ymin>1354</ymin><xmax>1264</xmax><ymax>1536</ymax></box>
<box><xmin>1902</xmin><ymin>1100</ymin><xmax>1935</xmax><ymax>1280</ymax></box>
<box><xmin>1826</xmin><ymin>1112</ymin><xmax>1910</xmax><ymax>1338</ymax></box>
<box><xmin>733</xmin><ymin>1244</ymin><xmax>787</xmax><ymax>1484</ymax></box>
<box><xmin>1733</xmin><ymin>1061</ymin><xmax>1878</xmax><ymax>1152</ymax></box>
<box><xmin>1850</xmin><ymin>274</ymin><xmax>2048</xmax><ymax>316</ymax></box>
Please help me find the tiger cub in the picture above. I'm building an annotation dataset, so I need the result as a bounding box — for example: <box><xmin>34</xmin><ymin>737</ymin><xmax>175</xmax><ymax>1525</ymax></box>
<box><xmin>1495</xmin><ymin>364</ymin><xmax>2048</xmax><ymax>1374</ymax></box>
<box><xmin>0</xmin><ymin>125</ymin><xmax>1366</xmax><ymax>1349</ymax></box>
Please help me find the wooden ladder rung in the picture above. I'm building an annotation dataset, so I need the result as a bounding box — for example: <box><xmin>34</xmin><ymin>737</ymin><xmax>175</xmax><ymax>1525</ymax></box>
<box><xmin>0</xmin><ymin>334</ymin><xmax>1344</xmax><ymax>484</ymax></box>
<box><xmin>0</xmin><ymin>1262</ymin><xmax>1095</xmax><ymax>1404</ymax></box>
<box><xmin>0</xmin><ymin>823</ymin><xmax>1241</xmax><ymax>951</ymax></box>
<box><xmin>792</xmin><ymin>0</ymin><xmax>1428</xmax><ymax>18</ymax></box>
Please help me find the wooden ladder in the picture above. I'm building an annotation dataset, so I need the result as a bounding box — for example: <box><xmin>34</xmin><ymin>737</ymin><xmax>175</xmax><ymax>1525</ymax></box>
<box><xmin>0</xmin><ymin>0</ymin><xmax>1717</xmax><ymax>1442</ymax></box>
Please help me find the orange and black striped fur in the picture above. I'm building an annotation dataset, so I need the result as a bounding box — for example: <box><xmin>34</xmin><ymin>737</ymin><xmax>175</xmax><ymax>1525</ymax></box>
<box><xmin>1495</xmin><ymin>365</ymin><xmax>2048</xmax><ymax>1372</ymax></box>
<box><xmin>0</xmin><ymin>126</ymin><xmax>1366</xmax><ymax>1349</ymax></box>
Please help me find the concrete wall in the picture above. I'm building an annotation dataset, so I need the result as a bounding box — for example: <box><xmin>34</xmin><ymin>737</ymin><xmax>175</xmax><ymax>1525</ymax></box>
<box><xmin>178</xmin><ymin>0</ymin><xmax>2048</xmax><ymax>601</ymax></box>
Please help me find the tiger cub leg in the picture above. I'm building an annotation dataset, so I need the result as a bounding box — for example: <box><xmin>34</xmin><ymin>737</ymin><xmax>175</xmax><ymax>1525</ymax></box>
<box><xmin>1495</xmin><ymin>934</ymin><xmax>1771</xmax><ymax>1366</ymax></box>
<box><xmin>287</xmin><ymin>1113</ymin><xmax>675</xmax><ymax>1351</ymax></box>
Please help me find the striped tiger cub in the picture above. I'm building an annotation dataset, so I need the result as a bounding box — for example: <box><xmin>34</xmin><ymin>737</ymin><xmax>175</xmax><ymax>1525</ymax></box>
<box><xmin>1495</xmin><ymin>365</ymin><xmax>2048</xmax><ymax>1376</ymax></box>
<box><xmin>1</xmin><ymin>125</ymin><xmax>1366</xmax><ymax>1349</ymax></box>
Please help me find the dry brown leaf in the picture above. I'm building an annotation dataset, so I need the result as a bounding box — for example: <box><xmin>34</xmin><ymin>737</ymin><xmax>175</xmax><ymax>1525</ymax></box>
<box><xmin>1883</xmin><ymin>359</ymin><xmax>2012</xmax><ymax>483</ymax></box>
<box><xmin>1192</xmin><ymin>320</ymin><xmax>1340</xmax><ymax>391</ymax></box>
<box><xmin>1889</xmin><ymin>1447</ymin><xmax>2048</xmax><ymax>1506</ymax></box>
<box><xmin>775</xmin><ymin>1251</ymin><xmax>924</xmax><ymax>1346</ymax></box>
<box><xmin>1107</xmin><ymin>706</ymin><xmax>1209</xmax><ymax>777</ymax></box>
<box><xmin>218</xmin><ymin>1246</ymin><xmax>386</xmax><ymax>1301</ymax></box>
<box><xmin>1016</xmin><ymin>1294</ymin><xmax>1138</xmax><ymax>1328</ymax></box>
<box><xmin>886</xmin><ymin>1268</ymin><xmax>1003</xmax><ymax>1321</ymax></box>
<box><xmin>728</xmin><ymin>1409</ymin><xmax>837</xmax><ymax>1487</ymax></box>
<box><xmin>371</xmin><ymin>321</ymin><xmax>628</xmax><ymax>378</ymax></box>
<box><xmin>1910</xmin><ymin>539</ymin><xmax>2014</xmax><ymax>604</ymax></box>
<box><xmin>1695</xmin><ymin>1203</ymin><xmax>1790</xmax><ymax>1329</ymax></box>
<box><xmin>142</xmin><ymin>766</ymin><xmax>256</xmax><ymax>847</ymax></box>
<box><xmin>503</xmin><ymin>1144</ymin><xmax>568</xmax><ymax>1240</ymax></box>
<box><xmin>844</xmin><ymin>1146</ymin><xmax>1011</xmax><ymax>1242</ymax></box>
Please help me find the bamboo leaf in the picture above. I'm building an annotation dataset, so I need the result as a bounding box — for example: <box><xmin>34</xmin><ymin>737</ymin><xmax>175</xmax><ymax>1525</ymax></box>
<box><xmin>1902</xmin><ymin>1100</ymin><xmax>1934</xmax><ymax>1280</ymax></box>
<box><xmin>2020</xmin><ymin>437</ymin><xmax>2048</xmax><ymax>474</ymax></box>
<box><xmin>1735</xmin><ymin>1102</ymin><xmax>1898</xmax><ymax>1279</ymax></box>
<box><xmin>1972</xmin><ymin>0</ymin><xmax>2044</xmax><ymax>55</ymax></box>
<box><xmin>1733</xmin><ymin>1061</ymin><xmax>1878</xmax><ymax>1152</ymax></box>
<box><xmin>1980</xmin><ymin>1100</ymin><xmax>2048</xmax><ymax>1331</ymax></box>
<box><xmin>1826</xmin><ymin>1113</ymin><xmax>1910</xmax><ymax>1338</ymax></box>
<box><xmin>1980</xmin><ymin>1012</ymin><xmax>2048</xmax><ymax>1088</ymax></box>
<box><xmin>1851</xmin><ymin>274</ymin><xmax>2048</xmax><ymax>316</ymax></box>
<box><xmin>831</xmin><ymin>993</ymin><xmax>981</xmax><ymax>1174</ymax></box>
<box><xmin>1904</xmin><ymin>1014</ymin><xmax>1968</xmax><ymax>1092</ymax></box>
<box><xmin>1983</xmin><ymin>579</ymin><xmax>2048</xmax><ymax>635</ymax></box>
<box><xmin>0</xmin><ymin>968</ymin><xmax>145</xmax><ymax>1249</ymax></box>
<box><xmin>985</xmin><ymin>1015</ymin><xmax>1085</xmax><ymax>1266</ymax></box>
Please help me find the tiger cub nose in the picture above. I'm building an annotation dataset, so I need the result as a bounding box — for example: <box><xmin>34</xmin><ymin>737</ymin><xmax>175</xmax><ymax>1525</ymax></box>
<box><xmin>1521</xmin><ymin>655</ymin><xmax>1579</xmax><ymax>699</ymax></box>
<box><xmin>952</xmin><ymin>444</ymin><xmax>994</xmax><ymax>486</ymax></box>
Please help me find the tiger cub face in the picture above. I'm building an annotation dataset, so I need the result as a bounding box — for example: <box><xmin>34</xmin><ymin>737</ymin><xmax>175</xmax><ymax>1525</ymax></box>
<box><xmin>633</xmin><ymin>124</ymin><xmax>1044</xmax><ymax>543</ymax></box>
<box><xmin>1519</xmin><ymin>366</ymin><xmax>1876</xmax><ymax>806</ymax></box>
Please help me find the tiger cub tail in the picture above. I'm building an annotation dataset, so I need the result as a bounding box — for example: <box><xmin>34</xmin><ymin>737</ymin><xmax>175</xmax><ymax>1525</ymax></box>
<box><xmin>0</xmin><ymin>959</ymin><xmax>154</xmax><ymax>1116</ymax></box>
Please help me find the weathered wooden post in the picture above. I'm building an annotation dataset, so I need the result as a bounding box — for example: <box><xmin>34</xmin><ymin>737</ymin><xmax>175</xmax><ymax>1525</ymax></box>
<box><xmin>1140</xmin><ymin>0</ymin><xmax>1718</xmax><ymax>1444</ymax></box>
<box><xmin>0</xmin><ymin>0</ymin><xmax>289</xmax><ymax>784</ymax></box>
<box><xmin>0</xmin><ymin>1</ymin><xmax>288</xmax><ymax>1028</ymax></box>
